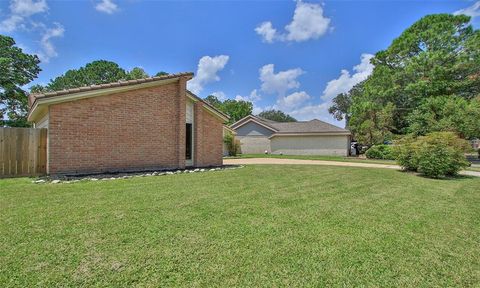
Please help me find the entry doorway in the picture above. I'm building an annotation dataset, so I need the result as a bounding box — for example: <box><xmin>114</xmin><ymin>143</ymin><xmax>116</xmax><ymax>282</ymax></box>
<box><xmin>186</xmin><ymin>123</ymin><xmax>193</xmax><ymax>166</ymax></box>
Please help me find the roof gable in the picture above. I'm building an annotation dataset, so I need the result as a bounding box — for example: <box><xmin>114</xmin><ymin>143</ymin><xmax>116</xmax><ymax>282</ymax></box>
<box><xmin>230</xmin><ymin>115</ymin><xmax>279</xmax><ymax>132</ymax></box>
<box><xmin>231</xmin><ymin>115</ymin><xmax>350</xmax><ymax>135</ymax></box>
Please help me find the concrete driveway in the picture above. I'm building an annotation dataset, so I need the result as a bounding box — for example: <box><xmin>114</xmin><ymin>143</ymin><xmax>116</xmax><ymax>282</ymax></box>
<box><xmin>223</xmin><ymin>158</ymin><xmax>480</xmax><ymax>177</ymax></box>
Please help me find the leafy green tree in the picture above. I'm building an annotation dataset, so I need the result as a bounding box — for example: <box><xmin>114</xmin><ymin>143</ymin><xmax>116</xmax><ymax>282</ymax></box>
<box><xmin>155</xmin><ymin>71</ymin><xmax>168</xmax><ymax>77</ymax></box>
<box><xmin>329</xmin><ymin>81</ymin><xmax>364</xmax><ymax>127</ymax></box>
<box><xmin>29</xmin><ymin>84</ymin><xmax>47</xmax><ymax>94</ymax></box>
<box><xmin>126</xmin><ymin>67</ymin><xmax>149</xmax><ymax>80</ymax></box>
<box><xmin>38</xmin><ymin>60</ymin><xmax>128</xmax><ymax>92</ymax></box>
<box><xmin>203</xmin><ymin>95</ymin><xmax>253</xmax><ymax>124</ymax></box>
<box><xmin>349</xmin><ymin>102</ymin><xmax>394</xmax><ymax>146</ymax></box>
<box><xmin>345</xmin><ymin>14</ymin><xmax>480</xmax><ymax>143</ymax></box>
<box><xmin>407</xmin><ymin>96</ymin><xmax>480</xmax><ymax>139</ymax></box>
<box><xmin>0</xmin><ymin>35</ymin><xmax>41</xmax><ymax>127</ymax></box>
<box><xmin>34</xmin><ymin>61</ymin><xmax>170</xmax><ymax>93</ymax></box>
<box><xmin>257</xmin><ymin>109</ymin><xmax>296</xmax><ymax>122</ymax></box>
<box><xmin>221</xmin><ymin>99</ymin><xmax>253</xmax><ymax>124</ymax></box>
<box><xmin>204</xmin><ymin>95</ymin><xmax>223</xmax><ymax>107</ymax></box>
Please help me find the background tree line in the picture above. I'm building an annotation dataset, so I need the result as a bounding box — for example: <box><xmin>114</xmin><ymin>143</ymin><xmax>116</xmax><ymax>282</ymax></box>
<box><xmin>330</xmin><ymin>14</ymin><xmax>480</xmax><ymax>145</ymax></box>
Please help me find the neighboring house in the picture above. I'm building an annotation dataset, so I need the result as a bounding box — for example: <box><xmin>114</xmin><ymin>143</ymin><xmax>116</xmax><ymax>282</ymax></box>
<box><xmin>230</xmin><ymin>115</ymin><xmax>351</xmax><ymax>156</ymax></box>
<box><xmin>27</xmin><ymin>73</ymin><xmax>229</xmax><ymax>175</ymax></box>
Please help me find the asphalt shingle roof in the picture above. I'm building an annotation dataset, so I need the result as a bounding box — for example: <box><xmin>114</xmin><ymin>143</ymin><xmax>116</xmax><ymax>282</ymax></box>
<box><xmin>255</xmin><ymin>116</ymin><xmax>349</xmax><ymax>134</ymax></box>
<box><xmin>30</xmin><ymin>72</ymin><xmax>194</xmax><ymax>100</ymax></box>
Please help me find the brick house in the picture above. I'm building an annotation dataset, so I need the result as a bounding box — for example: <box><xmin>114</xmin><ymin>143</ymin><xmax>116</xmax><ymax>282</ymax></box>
<box><xmin>27</xmin><ymin>72</ymin><xmax>228</xmax><ymax>176</ymax></box>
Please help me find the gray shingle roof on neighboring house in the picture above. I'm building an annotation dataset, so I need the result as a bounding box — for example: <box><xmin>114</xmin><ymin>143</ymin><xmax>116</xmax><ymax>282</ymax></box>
<box><xmin>247</xmin><ymin>116</ymin><xmax>350</xmax><ymax>134</ymax></box>
<box><xmin>268</xmin><ymin>119</ymin><xmax>349</xmax><ymax>133</ymax></box>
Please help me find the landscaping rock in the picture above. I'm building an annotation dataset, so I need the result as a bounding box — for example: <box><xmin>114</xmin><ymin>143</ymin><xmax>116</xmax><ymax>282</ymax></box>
<box><xmin>45</xmin><ymin>165</ymin><xmax>238</xmax><ymax>183</ymax></box>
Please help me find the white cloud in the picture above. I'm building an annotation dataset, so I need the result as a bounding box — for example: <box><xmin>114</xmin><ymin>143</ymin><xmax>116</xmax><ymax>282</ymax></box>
<box><xmin>286</xmin><ymin>102</ymin><xmax>335</xmax><ymax>123</ymax></box>
<box><xmin>235</xmin><ymin>89</ymin><xmax>262</xmax><ymax>102</ymax></box>
<box><xmin>285</xmin><ymin>1</ymin><xmax>331</xmax><ymax>42</ymax></box>
<box><xmin>265</xmin><ymin>91</ymin><xmax>319</xmax><ymax>121</ymax></box>
<box><xmin>95</xmin><ymin>0</ymin><xmax>119</xmax><ymax>15</ymax></box>
<box><xmin>37</xmin><ymin>22</ymin><xmax>64</xmax><ymax>63</ymax></box>
<box><xmin>454</xmin><ymin>1</ymin><xmax>480</xmax><ymax>18</ymax></box>
<box><xmin>0</xmin><ymin>15</ymin><xmax>23</xmax><ymax>32</ymax></box>
<box><xmin>10</xmin><ymin>0</ymin><xmax>47</xmax><ymax>16</ymax></box>
<box><xmin>255</xmin><ymin>0</ymin><xmax>331</xmax><ymax>43</ymax></box>
<box><xmin>211</xmin><ymin>91</ymin><xmax>227</xmax><ymax>101</ymax></box>
<box><xmin>188</xmin><ymin>55</ymin><xmax>230</xmax><ymax>95</ymax></box>
<box><xmin>252</xmin><ymin>106</ymin><xmax>264</xmax><ymax>115</ymax></box>
<box><xmin>0</xmin><ymin>0</ymin><xmax>64</xmax><ymax>63</ymax></box>
<box><xmin>321</xmin><ymin>53</ymin><xmax>373</xmax><ymax>101</ymax></box>
<box><xmin>0</xmin><ymin>0</ymin><xmax>47</xmax><ymax>32</ymax></box>
<box><xmin>275</xmin><ymin>91</ymin><xmax>311</xmax><ymax>110</ymax></box>
<box><xmin>255</xmin><ymin>22</ymin><xmax>277</xmax><ymax>43</ymax></box>
<box><xmin>259</xmin><ymin>64</ymin><xmax>304</xmax><ymax>96</ymax></box>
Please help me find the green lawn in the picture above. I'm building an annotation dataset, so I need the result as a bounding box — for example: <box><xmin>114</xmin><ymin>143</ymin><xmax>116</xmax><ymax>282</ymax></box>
<box><xmin>1</xmin><ymin>165</ymin><xmax>479</xmax><ymax>286</ymax></box>
<box><xmin>226</xmin><ymin>153</ymin><xmax>397</xmax><ymax>165</ymax></box>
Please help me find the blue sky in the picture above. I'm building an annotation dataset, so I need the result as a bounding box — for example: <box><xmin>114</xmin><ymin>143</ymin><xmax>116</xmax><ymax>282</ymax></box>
<box><xmin>1</xmin><ymin>0</ymin><xmax>479</xmax><ymax>125</ymax></box>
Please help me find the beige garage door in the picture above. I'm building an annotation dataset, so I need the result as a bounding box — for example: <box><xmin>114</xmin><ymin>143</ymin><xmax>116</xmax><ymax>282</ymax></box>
<box><xmin>237</xmin><ymin>136</ymin><xmax>271</xmax><ymax>154</ymax></box>
<box><xmin>270</xmin><ymin>135</ymin><xmax>349</xmax><ymax>156</ymax></box>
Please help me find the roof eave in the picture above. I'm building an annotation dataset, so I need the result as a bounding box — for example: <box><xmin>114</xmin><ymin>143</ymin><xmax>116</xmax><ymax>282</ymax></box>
<box><xmin>269</xmin><ymin>132</ymin><xmax>352</xmax><ymax>139</ymax></box>
<box><xmin>230</xmin><ymin>115</ymin><xmax>279</xmax><ymax>132</ymax></box>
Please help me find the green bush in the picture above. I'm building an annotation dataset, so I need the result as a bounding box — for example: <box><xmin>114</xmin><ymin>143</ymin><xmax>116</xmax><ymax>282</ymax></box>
<box><xmin>224</xmin><ymin>133</ymin><xmax>241</xmax><ymax>156</ymax></box>
<box><xmin>365</xmin><ymin>144</ymin><xmax>395</xmax><ymax>160</ymax></box>
<box><xmin>394</xmin><ymin>136</ymin><xmax>420</xmax><ymax>171</ymax></box>
<box><xmin>393</xmin><ymin>132</ymin><xmax>470</xmax><ymax>178</ymax></box>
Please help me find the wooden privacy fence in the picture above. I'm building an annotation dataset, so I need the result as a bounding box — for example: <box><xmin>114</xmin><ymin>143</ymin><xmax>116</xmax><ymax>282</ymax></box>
<box><xmin>0</xmin><ymin>127</ymin><xmax>47</xmax><ymax>178</ymax></box>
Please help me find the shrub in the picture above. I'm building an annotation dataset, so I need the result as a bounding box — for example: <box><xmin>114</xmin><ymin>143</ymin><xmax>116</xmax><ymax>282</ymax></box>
<box><xmin>394</xmin><ymin>136</ymin><xmax>420</xmax><ymax>171</ymax></box>
<box><xmin>365</xmin><ymin>144</ymin><xmax>395</xmax><ymax>160</ymax></box>
<box><xmin>224</xmin><ymin>133</ymin><xmax>241</xmax><ymax>156</ymax></box>
<box><xmin>393</xmin><ymin>132</ymin><xmax>470</xmax><ymax>178</ymax></box>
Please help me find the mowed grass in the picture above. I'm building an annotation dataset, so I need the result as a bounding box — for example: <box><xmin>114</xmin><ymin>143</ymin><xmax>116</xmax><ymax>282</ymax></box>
<box><xmin>1</xmin><ymin>165</ymin><xmax>479</xmax><ymax>287</ymax></box>
<box><xmin>226</xmin><ymin>153</ymin><xmax>398</xmax><ymax>165</ymax></box>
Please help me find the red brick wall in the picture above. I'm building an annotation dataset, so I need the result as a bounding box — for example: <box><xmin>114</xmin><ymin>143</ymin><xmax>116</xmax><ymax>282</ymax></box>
<box><xmin>194</xmin><ymin>103</ymin><xmax>223</xmax><ymax>167</ymax></box>
<box><xmin>176</xmin><ymin>77</ymin><xmax>186</xmax><ymax>169</ymax></box>
<box><xmin>48</xmin><ymin>82</ymin><xmax>184</xmax><ymax>175</ymax></box>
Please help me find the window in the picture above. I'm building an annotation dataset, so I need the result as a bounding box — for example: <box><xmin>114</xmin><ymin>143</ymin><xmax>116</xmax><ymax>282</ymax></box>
<box><xmin>186</xmin><ymin>123</ymin><xmax>192</xmax><ymax>160</ymax></box>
